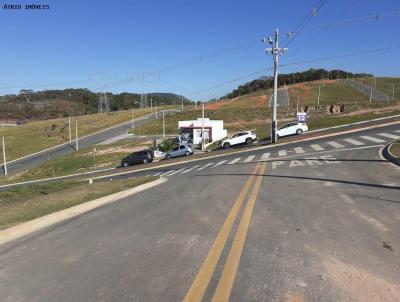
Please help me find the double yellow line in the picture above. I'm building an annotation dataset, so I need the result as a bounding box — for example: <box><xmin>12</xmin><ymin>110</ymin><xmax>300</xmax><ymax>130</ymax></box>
<box><xmin>183</xmin><ymin>162</ymin><xmax>267</xmax><ymax>302</ymax></box>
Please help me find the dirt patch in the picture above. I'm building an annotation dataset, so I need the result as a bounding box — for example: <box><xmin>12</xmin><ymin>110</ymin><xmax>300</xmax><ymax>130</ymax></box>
<box><xmin>207</xmin><ymin>99</ymin><xmax>236</xmax><ymax>110</ymax></box>
<box><xmin>324</xmin><ymin>258</ymin><xmax>400</xmax><ymax>301</ymax></box>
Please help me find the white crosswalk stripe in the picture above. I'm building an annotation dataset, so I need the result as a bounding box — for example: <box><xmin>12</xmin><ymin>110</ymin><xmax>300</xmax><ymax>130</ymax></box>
<box><xmin>213</xmin><ymin>160</ymin><xmax>227</xmax><ymax>167</ymax></box>
<box><xmin>159</xmin><ymin>170</ymin><xmax>174</xmax><ymax>176</ymax></box>
<box><xmin>343</xmin><ymin>138</ymin><xmax>365</xmax><ymax>146</ymax></box>
<box><xmin>310</xmin><ymin>144</ymin><xmax>324</xmax><ymax>151</ymax></box>
<box><xmin>326</xmin><ymin>141</ymin><xmax>344</xmax><ymax>149</ymax></box>
<box><xmin>197</xmin><ymin>163</ymin><xmax>214</xmax><ymax>170</ymax></box>
<box><xmin>165</xmin><ymin>168</ymin><xmax>186</xmax><ymax>176</ymax></box>
<box><xmin>377</xmin><ymin>133</ymin><xmax>400</xmax><ymax>139</ymax></box>
<box><xmin>261</xmin><ymin>152</ymin><xmax>270</xmax><ymax>160</ymax></box>
<box><xmin>359</xmin><ymin>135</ymin><xmax>386</xmax><ymax>143</ymax></box>
<box><xmin>243</xmin><ymin>155</ymin><xmax>255</xmax><ymax>162</ymax></box>
<box><xmin>278</xmin><ymin>150</ymin><xmax>287</xmax><ymax>156</ymax></box>
<box><xmin>181</xmin><ymin>165</ymin><xmax>200</xmax><ymax>174</ymax></box>
<box><xmin>153</xmin><ymin>172</ymin><xmax>162</xmax><ymax>176</ymax></box>
<box><xmin>228</xmin><ymin>158</ymin><xmax>241</xmax><ymax>165</ymax></box>
<box><xmin>294</xmin><ymin>147</ymin><xmax>305</xmax><ymax>154</ymax></box>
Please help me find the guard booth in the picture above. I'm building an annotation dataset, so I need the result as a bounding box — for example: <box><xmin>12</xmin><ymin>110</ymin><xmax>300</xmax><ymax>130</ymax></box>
<box><xmin>178</xmin><ymin>118</ymin><xmax>227</xmax><ymax>145</ymax></box>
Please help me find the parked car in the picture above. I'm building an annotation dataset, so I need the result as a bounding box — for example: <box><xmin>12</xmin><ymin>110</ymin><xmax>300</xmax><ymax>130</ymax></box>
<box><xmin>221</xmin><ymin>131</ymin><xmax>257</xmax><ymax>149</ymax></box>
<box><xmin>165</xmin><ymin>145</ymin><xmax>193</xmax><ymax>159</ymax></box>
<box><xmin>121</xmin><ymin>149</ymin><xmax>154</xmax><ymax>167</ymax></box>
<box><xmin>277</xmin><ymin>122</ymin><xmax>308</xmax><ymax>138</ymax></box>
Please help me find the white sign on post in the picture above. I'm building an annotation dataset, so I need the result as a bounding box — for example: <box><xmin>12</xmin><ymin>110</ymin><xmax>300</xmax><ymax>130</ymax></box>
<box><xmin>296</xmin><ymin>112</ymin><xmax>307</xmax><ymax>123</ymax></box>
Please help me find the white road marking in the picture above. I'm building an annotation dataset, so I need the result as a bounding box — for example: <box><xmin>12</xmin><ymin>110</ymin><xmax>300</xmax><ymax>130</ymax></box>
<box><xmin>395</xmin><ymin>130</ymin><xmax>400</xmax><ymax>133</ymax></box>
<box><xmin>196</xmin><ymin>163</ymin><xmax>214</xmax><ymax>170</ymax></box>
<box><xmin>343</xmin><ymin>138</ymin><xmax>365</xmax><ymax>146</ymax></box>
<box><xmin>243</xmin><ymin>155</ymin><xmax>255</xmax><ymax>162</ymax></box>
<box><xmin>166</xmin><ymin>168</ymin><xmax>186</xmax><ymax>176</ymax></box>
<box><xmin>377</xmin><ymin>132</ymin><xmax>400</xmax><ymax>139</ymax></box>
<box><xmin>228</xmin><ymin>158</ymin><xmax>241</xmax><ymax>165</ymax></box>
<box><xmin>278</xmin><ymin>150</ymin><xmax>287</xmax><ymax>156</ymax></box>
<box><xmin>359</xmin><ymin>135</ymin><xmax>386</xmax><ymax>143</ymax></box>
<box><xmin>294</xmin><ymin>147</ymin><xmax>305</xmax><ymax>154</ymax></box>
<box><xmin>261</xmin><ymin>152</ymin><xmax>270</xmax><ymax>160</ymax></box>
<box><xmin>153</xmin><ymin>172</ymin><xmax>162</xmax><ymax>176</ymax></box>
<box><xmin>213</xmin><ymin>160</ymin><xmax>227</xmax><ymax>167</ymax></box>
<box><xmin>181</xmin><ymin>165</ymin><xmax>200</xmax><ymax>174</ymax></box>
<box><xmin>310</xmin><ymin>144</ymin><xmax>324</xmax><ymax>151</ymax></box>
<box><xmin>159</xmin><ymin>170</ymin><xmax>174</xmax><ymax>176</ymax></box>
<box><xmin>326</xmin><ymin>141</ymin><xmax>344</xmax><ymax>149</ymax></box>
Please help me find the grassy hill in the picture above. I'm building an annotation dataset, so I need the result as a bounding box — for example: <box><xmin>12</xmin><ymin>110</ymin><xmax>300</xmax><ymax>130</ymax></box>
<box><xmin>0</xmin><ymin>89</ymin><xmax>191</xmax><ymax>121</ymax></box>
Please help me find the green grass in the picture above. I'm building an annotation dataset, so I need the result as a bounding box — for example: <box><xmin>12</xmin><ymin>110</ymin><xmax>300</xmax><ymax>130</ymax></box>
<box><xmin>355</xmin><ymin>77</ymin><xmax>400</xmax><ymax>100</ymax></box>
<box><xmin>389</xmin><ymin>140</ymin><xmax>400</xmax><ymax>158</ymax></box>
<box><xmin>0</xmin><ymin>105</ymin><xmax>176</xmax><ymax>161</ymax></box>
<box><xmin>0</xmin><ymin>177</ymin><xmax>157</xmax><ymax>229</ymax></box>
<box><xmin>289</xmin><ymin>81</ymin><xmax>370</xmax><ymax>106</ymax></box>
<box><xmin>1</xmin><ymin>138</ymin><xmax>153</xmax><ymax>183</ymax></box>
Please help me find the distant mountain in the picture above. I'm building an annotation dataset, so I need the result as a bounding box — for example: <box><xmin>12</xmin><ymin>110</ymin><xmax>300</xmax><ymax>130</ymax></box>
<box><xmin>0</xmin><ymin>89</ymin><xmax>192</xmax><ymax>120</ymax></box>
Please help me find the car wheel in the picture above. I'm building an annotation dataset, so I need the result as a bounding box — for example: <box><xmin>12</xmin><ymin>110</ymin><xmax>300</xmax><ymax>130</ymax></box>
<box><xmin>245</xmin><ymin>138</ymin><xmax>253</xmax><ymax>145</ymax></box>
<box><xmin>143</xmin><ymin>158</ymin><xmax>148</xmax><ymax>164</ymax></box>
<box><xmin>223</xmin><ymin>142</ymin><xmax>231</xmax><ymax>149</ymax></box>
<box><xmin>166</xmin><ymin>154</ymin><xmax>171</xmax><ymax>159</ymax></box>
<box><xmin>296</xmin><ymin>129</ymin><xmax>303</xmax><ymax>135</ymax></box>
<box><xmin>122</xmin><ymin>162</ymin><xmax>129</xmax><ymax>167</ymax></box>
<box><xmin>185</xmin><ymin>151</ymin><xmax>190</xmax><ymax>156</ymax></box>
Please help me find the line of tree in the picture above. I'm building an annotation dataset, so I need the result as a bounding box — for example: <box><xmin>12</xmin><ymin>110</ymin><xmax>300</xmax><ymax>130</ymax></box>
<box><xmin>0</xmin><ymin>89</ymin><xmax>192</xmax><ymax>120</ymax></box>
<box><xmin>221</xmin><ymin>68</ymin><xmax>373</xmax><ymax>99</ymax></box>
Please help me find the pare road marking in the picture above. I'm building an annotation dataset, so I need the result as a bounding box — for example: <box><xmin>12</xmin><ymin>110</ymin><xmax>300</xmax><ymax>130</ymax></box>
<box><xmin>271</xmin><ymin>155</ymin><xmax>340</xmax><ymax>169</ymax></box>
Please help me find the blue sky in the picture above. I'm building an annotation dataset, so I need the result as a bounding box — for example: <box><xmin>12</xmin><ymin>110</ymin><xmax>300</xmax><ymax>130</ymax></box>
<box><xmin>0</xmin><ymin>0</ymin><xmax>399</xmax><ymax>100</ymax></box>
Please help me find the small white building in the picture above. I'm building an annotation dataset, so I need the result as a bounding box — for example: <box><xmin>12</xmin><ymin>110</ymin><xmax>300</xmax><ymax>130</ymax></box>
<box><xmin>178</xmin><ymin>118</ymin><xmax>227</xmax><ymax>145</ymax></box>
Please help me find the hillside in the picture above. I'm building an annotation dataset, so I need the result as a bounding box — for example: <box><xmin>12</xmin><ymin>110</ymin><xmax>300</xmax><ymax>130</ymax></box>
<box><xmin>0</xmin><ymin>89</ymin><xmax>191</xmax><ymax>121</ymax></box>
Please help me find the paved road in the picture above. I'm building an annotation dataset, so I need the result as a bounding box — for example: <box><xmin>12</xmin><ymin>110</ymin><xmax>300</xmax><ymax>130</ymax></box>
<box><xmin>1</xmin><ymin>124</ymin><xmax>400</xmax><ymax>301</ymax></box>
<box><xmin>2</xmin><ymin>110</ymin><xmax>178</xmax><ymax>176</ymax></box>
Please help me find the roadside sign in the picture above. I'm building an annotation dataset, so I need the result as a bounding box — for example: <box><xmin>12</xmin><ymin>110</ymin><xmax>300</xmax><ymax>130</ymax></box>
<box><xmin>296</xmin><ymin>112</ymin><xmax>307</xmax><ymax>123</ymax></box>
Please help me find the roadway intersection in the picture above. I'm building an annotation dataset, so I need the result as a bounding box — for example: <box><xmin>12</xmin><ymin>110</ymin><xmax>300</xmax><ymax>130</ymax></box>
<box><xmin>0</xmin><ymin>123</ymin><xmax>399</xmax><ymax>301</ymax></box>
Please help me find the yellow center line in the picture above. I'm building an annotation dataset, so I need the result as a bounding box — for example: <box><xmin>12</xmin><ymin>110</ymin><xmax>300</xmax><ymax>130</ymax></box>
<box><xmin>183</xmin><ymin>163</ymin><xmax>262</xmax><ymax>302</ymax></box>
<box><xmin>211</xmin><ymin>161</ymin><xmax>267</xmax><ymax>302</ymax></box>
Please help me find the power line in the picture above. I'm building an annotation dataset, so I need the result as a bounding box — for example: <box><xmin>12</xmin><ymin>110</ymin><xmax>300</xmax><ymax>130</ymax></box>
<box><xmin>283</xmin><ymin>0</ymin><xmax>329</xmax><ymax>48</ymax></box>
<box><xmin>280</xmin><ymin>44</ymin><xmax>400</xmax><ymax>68</ymax></box>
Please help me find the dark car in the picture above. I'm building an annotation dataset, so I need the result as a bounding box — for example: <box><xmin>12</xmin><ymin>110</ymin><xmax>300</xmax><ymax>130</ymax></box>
<box><xmin>121</xmin><ymin>150</ymin><xmax>154</xmax><ymax>167</ymax></box>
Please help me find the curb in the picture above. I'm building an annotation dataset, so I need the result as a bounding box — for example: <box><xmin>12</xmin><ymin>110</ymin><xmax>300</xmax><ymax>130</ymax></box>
<box><xmin>0</xmin><ymin>177</ymin><xmax>167</xmax><ymax>246</ymax></box>
<box><xmin>381</xmin><ymin>141</ymin><xmax>400</xmax><ymax>167</ymax></box>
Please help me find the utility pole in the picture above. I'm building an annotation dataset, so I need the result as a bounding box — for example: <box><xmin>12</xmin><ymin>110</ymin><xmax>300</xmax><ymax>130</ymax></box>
<box><xmin>202</xmin><ymin>102</ymin><xmax>205</xmax><ymax>151</ymax></box>
<box><xmin>317</xmin><ymin>84</ymin><xmax>321</xmax><ymax>106</ymax></box>
<box><xmin>68</xmin><ymin>116</ymin><xmax>72</xmax><ymax>142</ymax></box>
<box><xmin>155</xmin><ymin>101</ymin><xmax>158</xmax><ymax>119</ymax></box>
<box><xmin>131</xmin><ymin>107</ymin><xmax>135</xmax><ymax>134</ymax></box>
<box><xmin>195</xmin><ymin>101</ymin><xmax>198</xmax><ymax>110</ymax></box>
<box><xmin>2</xmin><ymin>137</ymin><xmax>7</xmax><ymax>176</ymax></box>
<box><xmin>162</xmin><ymin>110</ymin><xmax>165</xmax><ymax>138</ymax></box>
<box><xmin>263</xmin><ymin>29</ymin><xmax>287</xmax><ymax>143</ymax></box>
<box><xmin>75</xmin><ymin>121</ymin><xmax>79</xmax><ymax>151</ymax></box>
<box><xmin>150</xmin><ymin>98</ymin><xmax>153</xmax><ymax>112</ymax></box>
<box><xmin>369</xmin><ymin>85</ymin><xmax>373</xmax><ymax>103</ymax></box>
<box><xmin>181</xmin><ymin>95</ymin><xmax>184</xmax><ymax>112</ymax></box>
<box><xmin>392</xmin><ymin>83</ymin><xmax>395</xmax><ymax>100</ymax></box>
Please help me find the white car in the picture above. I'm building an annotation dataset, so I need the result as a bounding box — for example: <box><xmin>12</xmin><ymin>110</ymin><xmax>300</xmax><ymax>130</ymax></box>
<box><xmin>277</xmin><ymin>122</ymin><xmax>308</xmax><ymax>138</ymax></box>
<box><xmin>222</xmin><ymin>131</ymin><xmax>257</xmax><ymax>149</ymax></box>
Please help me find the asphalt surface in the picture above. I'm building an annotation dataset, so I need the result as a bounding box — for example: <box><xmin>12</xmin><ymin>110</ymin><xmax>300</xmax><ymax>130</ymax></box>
<box><xmin>1</xmin><ymin>124</ymin><xmax>400</xmax><ymax>301</ymax></box>
<box><xmin>2</xmin><ymin>110</ymin><xmax>179</xmax><ymax>176</ymax></box>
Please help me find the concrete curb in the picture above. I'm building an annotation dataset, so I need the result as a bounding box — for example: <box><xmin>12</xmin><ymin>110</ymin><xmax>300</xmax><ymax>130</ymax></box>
<box><xmin>90</xmin><ymin>119</ymin><xmax>400</xmax><ymax>181</ymax></box>
<box><xmin>307</xmin><ymin>114</ymin><xmax>400</xmax><ymax>134</ymax></box>
<box><xmin>0</xmin><ymin>177</ymin><xmax>167</xmax><ymax>246</ymax></box>
<box><xmin>381</xmin><ymin>141</ymin><xmax>400</xmax><ymax>167</ymax></box>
